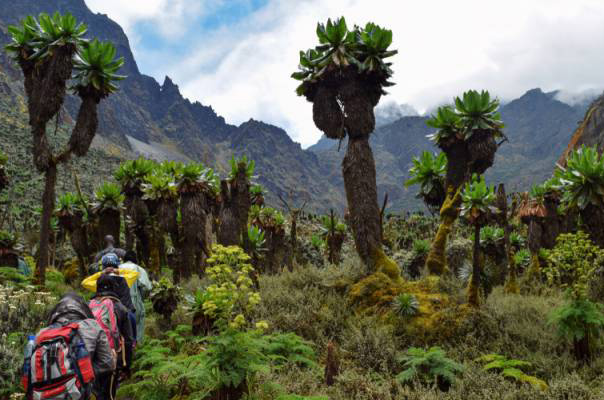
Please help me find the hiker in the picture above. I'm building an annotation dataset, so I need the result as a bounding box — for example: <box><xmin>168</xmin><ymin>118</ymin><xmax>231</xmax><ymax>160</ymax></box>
<box><xmin>119</xmin><ymin>250</ymin><xmax>152</xmax><ymax>342</ymax></box>
<box><xmin>90</xmin><ymin>273</ymin><xmax>135</xmax><ymax>400</ymax></box>
<box><xmin>22</xmin><ymin>293</ymin><xmax>114</xmax><ymax>400</ymax></box>
<box><xmin>99</xmin><ymin>253</ymin><xmax>136</xmax><ymax>313</ymax></box>
<box><xmin>93</xmin><ymin>235</ymin><xmax>126</xmax><ymax>264</ymax></box>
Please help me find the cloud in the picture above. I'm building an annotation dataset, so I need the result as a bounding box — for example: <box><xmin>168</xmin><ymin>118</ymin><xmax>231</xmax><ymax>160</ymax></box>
<box><xmin>85</xmin><ymin>0</ymin><xmax>205</xmax><ymax>39</ymax></box>
<box><xmin>88</xmin><ymin>0</ymin><xmax>604</xmax><ymax>148</ymax></box>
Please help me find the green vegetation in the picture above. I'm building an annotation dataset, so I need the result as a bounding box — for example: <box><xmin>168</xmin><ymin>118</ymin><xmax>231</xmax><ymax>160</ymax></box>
<box><xmin>405</xmin><ymin>151</ymin><xmax>447</xmax><ymax>214</ymax></box>
<box><xmin>477</xmin><ymin>354</ymin><xmax>548</xmax><ymax>390</ymax></box>
<box><xmin>396</xmin><ymin>347</ymin><xmax>464</xmax><ymax>391</ymax></box>
<box><xmin>2</xmin><ymin>10</ymin><xmax>604</xmax><ymax>400</ymax></box>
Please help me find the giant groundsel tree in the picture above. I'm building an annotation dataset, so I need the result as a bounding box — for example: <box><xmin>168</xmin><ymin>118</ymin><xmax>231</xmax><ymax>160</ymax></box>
<box><xmin>292</xmin><ymin>17</ymin><xmax>398</xmax><ymax>273</ymax></box>
<box><xmin>6</xmin><ymin>12</ymin><xmax>125</xmax><ymax>284</ymax></box>
<box><xmin>424</xmin><ymin>90</ymin><xmax>504</xmax><ymax>275</ymax></box>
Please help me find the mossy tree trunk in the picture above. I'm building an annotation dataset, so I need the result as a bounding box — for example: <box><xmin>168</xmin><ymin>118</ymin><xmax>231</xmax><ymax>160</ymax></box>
<box><xmin>425</xmin><ymin>187</ymin><xmax>463</xmax><ymax>275</ymax></box>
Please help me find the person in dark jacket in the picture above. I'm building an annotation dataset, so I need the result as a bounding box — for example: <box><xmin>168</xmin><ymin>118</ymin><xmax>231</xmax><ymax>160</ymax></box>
<box><xmin>44</xmin><ymin>293</ymin><xmax>114</xmax><ymax>379</ymax></box>
<box><xmin>93</xmin><ymin>235</ymin><xmax>126</xmax><ymax>265</ymax></box>
<box><xmin>100</xmin><ymin>253</ymin><xmax>136</xmax><ymax>313</ymax></box>
<box><xmin>93</xmin><ymin>274</ymin><xmax>135</xmax><ymax>400</ymax></box>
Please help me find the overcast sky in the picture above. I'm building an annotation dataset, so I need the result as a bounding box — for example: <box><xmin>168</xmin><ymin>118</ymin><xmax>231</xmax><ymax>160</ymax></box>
<box><xmin>84</xmin><ymin>0</ymin><xmax>604</xmax><ymax>147</ymax></box>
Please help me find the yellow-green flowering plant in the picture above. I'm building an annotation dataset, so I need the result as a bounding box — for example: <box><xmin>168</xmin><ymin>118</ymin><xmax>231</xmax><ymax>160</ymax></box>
<box><xmin>542</xmin><ymin>231</ymin><xmax>604</xmax><ymax>299</ymax></box>
<box><xmin>203</xmin><ymin>244</ymin><xmax>268</xmax><ymax>331</ymax></box>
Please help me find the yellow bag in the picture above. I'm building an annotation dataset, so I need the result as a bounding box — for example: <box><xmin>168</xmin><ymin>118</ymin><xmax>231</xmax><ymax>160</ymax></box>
<box><xmin>81</xmin><ymin>269</ymin><xmax>140</xmax><ymax>292</ymax></box>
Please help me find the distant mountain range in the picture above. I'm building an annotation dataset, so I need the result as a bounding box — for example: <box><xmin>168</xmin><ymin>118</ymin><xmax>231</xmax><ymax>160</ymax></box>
<box><xmin>0</xmin><ymin>0</ymin><xmax>597</xmax><ymax>213</ymax></box>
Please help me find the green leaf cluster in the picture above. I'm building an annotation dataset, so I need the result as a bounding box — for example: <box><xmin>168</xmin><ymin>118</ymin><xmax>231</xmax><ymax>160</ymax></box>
<box><xmin>6</xmin><ymin>12</ymin><xmax>125</xmax><ymax>96</ymax></box>
<box><xmin>460</xmin><ymin>174</ymin><xmax>496</xmax><ymax>225</ymax></box>
<box><xmin>555</xmin><ymin>145</ymin><xmax>604</xmax><ymax>210</ymax></box>
<box><xmin>427</xmin><ymin>90</ymin><xmax>504</xmax><ymax>148</ymax></box>
<box><xmin>228</xmin><ymin>155</ymin><xmax>255</xmax><ymax>181</ymax></box>
<box><xmin>476</xmin><ymin>353</ymin><xmax>548</xmax><ymax>391</ymax></box>
<box><xmin>405</xmin><ymin>151</ymin><xmax>446</xmax><ymax>206</ymax></box>
<box><xmin>93</xmin><ymin>181</ymin><xmax>123</xmax><ymax>211</ymax></box>
<box><xmin>73</xmin><ymin>39</ymin><xmax>125</xmax><ymax>96</ymax></box>
<box><xmin>479</xmin><ymin>226</ymin><xmax>504</xmax><ymax>247</ymax></box>
<box><xmin>292</xmin><ymin>17</ymin><xmax>397</xmax><ymax>96</ymax></box>
<box><xmin>396</xmin><ymin>346</ymin><xmax>464</xmax><ymax>387</ymax></box>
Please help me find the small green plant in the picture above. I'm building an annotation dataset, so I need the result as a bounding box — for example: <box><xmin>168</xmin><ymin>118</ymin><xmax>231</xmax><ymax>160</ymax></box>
<box><xmin>150</xmin><ymin>277</ymin><xmax>181</xmax><ymax>325</ymax></box>
<box><xmin>247</xmin><ymin>225</ymin><xmax>266</xmax><ymax>257</ymax></box>
<box><xmin>509</xmin><ymin>231</ymin><xmax>525</xmax><ymax>249</ymax></box>
<box><xmin>396</xmin><ymin>347</ymin><xmax>463</xmax><ymax>391</ymax></box>
<box><xmin>549</xmin><ymin>297</ymin><xmax>604</xmax><ymax>363</ymax></box>
<box><xmin>320</xmin><ymin>215</ymin><xmax>347</xmax><ymax>235</ymax></box>
<box><xmin>477</xmin><ymin>354</ymin><xmax>548</xmax><ymax>391</ymax></box>
<box><xmin>310</xmin><ymin>234</ymin><xmax>324</xmax><ymax>250</ymax></box>
<box><xmin>412</xmin><ymin>238</ymin><xmax>430</xmax><ymax>256</ymax></box>
<box><xmin>513</xmin><ymin>249</ymin><xmax>530</xmax><ymax>269</ymax></box>
<box><xmin>479</xmin><ymin>226</ymin><xmax>504</xmax><ymax>246</ymax></box>
<box><xmin>391</xmin><ymin>293</ymin><xmax>419</xmax><ymax>318</ymax></box>
<box><xmin>228</xmin><ymin>155</ymin><xmax>255</xmax><ymax>181</ymax></box>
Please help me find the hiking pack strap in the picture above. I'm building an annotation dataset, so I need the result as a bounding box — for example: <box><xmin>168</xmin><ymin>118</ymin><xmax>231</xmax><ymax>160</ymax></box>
<box><xmin>68</xmin><ymin>329</ymin><xmax>88</xmax><ymax>392</ymax></box>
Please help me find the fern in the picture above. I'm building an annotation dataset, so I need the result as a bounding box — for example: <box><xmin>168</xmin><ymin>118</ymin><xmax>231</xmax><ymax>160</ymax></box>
<box><xmin>396</xmin><ymin>347</ymin><xmax>463</xmax><ymax>387</ymax></box>
<box><xmin>476</xmin><ymin>353</ymin><xmax>548</xmax><ymax>391</ymax></box>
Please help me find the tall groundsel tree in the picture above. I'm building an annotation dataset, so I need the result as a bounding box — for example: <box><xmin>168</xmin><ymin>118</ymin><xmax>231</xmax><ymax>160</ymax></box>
<box><xmin>424</xmin><ymin>90</ymin><xmax>504</xmax><ymax>275</ymax></box>
<box><xmin>460</xmin><ymin>175</ymin><xmax>496</xmax><ymax>307</ymax></box>
<box><xmin>6</xmin><ymin>12</ymin><xmax>125</xmax><ymax>285</ymax></box>
<box><xmin>292</xmin><ymin>17</ymin><xmax>398</xmax><ymax>274</ymax></box>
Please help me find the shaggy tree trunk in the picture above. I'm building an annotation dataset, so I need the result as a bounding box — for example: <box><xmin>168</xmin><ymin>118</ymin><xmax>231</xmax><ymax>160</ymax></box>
<box><xmin>326</xmin><ymin>232</ymin><xmax>345</xmax><ymax>265</ymax></box>
<box><xmin>98</xmin><ymin>208</ymin><xmax>121</xmax><ymax>248</ymax></box>
<box><xmin>35</xmin><ymin>163</ymin><xmax>57</xmax><ymax>285</ymax></box>
<box><xmin>232</xmin><ymin>168</ymin><xmax>251</xmax><ymax>250</ymax></box>
<box><xmin>573</xmin><ymin>333</ymin><xmax>591</xmax><ymax>364</ymax></box>
<box><xmin>581</xmin><ymin>205</ymin><xmax>604</xmax><ymax>247</ymax></box>
<box><xmin>71</xmin><ymin>212</ymin><xmax>91</xmax><ymax>278</ymax></box>
<box><xmin>341</xmin><ymin>136</ymin><xmax>382</xmax><ymax>270</ymax></box>
<box><xmin>68</xmin><ymin>94</ymin><xmax>100</xmax><ymax>156</ymax></box>
<box><xmin>468</xmin><ymin>224</ymin><xmax>482</xmax><ymax>307</ymax></box>
<box><xmin>217</xmin><ymin>181</ymin><xmax>240</xmax><ymax>246</ymax></box>
<box><xmin>526</xmin><ymin>219</ymin><xmax>542</xmax><ymax>281</ymax></box>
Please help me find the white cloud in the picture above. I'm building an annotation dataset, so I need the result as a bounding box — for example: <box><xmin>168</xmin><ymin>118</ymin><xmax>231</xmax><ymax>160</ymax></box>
<box><xmin>85</xmin><ymin>0</ymin><xmax>205</xmax><ymax>39</ymax></box>
<box><xmin>88</xmin><ymin>0</ymin><xmax>604</xmax><ymax>148</ymax></box>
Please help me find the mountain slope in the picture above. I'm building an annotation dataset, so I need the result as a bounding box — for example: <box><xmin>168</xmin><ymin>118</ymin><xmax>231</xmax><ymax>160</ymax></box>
<box><xmin>0</xmin><ymin>0</ymin><xmax>341</xmax><ymax>211</ymax></box>
<box><xmin>311</xmin><ymin>88</ymin><xmax>590</xmax><ymax>210</ymax></box>
<box><xmin>0</xmin><ymin>0</ymin><xmax>595</xmax><ymax>214</ymax></box>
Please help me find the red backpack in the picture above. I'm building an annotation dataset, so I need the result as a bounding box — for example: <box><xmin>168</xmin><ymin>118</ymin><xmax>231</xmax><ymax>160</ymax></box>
<box><xmin>23</xmin><ymin>323</ymin><xmax>95</xmax><ymax>400</ymax></box>
<box><xmin>89</xmin><ymin>298</ymin><xmax>120</xmax><ymax>350</ymax></box>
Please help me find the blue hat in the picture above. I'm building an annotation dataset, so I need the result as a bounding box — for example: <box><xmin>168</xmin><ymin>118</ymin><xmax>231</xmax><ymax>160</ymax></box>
<box><xmin>101</xmin><ymin>253</ymin><xmax>120</xmax><ymax>269</ymax></box>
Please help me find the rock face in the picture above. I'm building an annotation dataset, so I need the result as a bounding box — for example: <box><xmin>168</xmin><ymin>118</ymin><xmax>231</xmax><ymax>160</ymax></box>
<box><xmin>0</xmin><ymin>0</ymin><xmax>595</xmax><ymax>212</ymax></box>
<box><xmin>559</xmin><ymin>95</ymin><xmax>604</xmax><ymax>165</ymax></box>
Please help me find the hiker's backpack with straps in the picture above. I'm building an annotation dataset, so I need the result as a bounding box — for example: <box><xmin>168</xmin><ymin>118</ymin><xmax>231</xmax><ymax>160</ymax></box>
<box><xmin>22</xmin><ymin>323</ymin><xmax>95</xmax><ymax>400</ymax></box>
<box><xmin>89</xmin><ymin>297</ymin><xmax>121</xmax><ymax>352</ymax></box>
